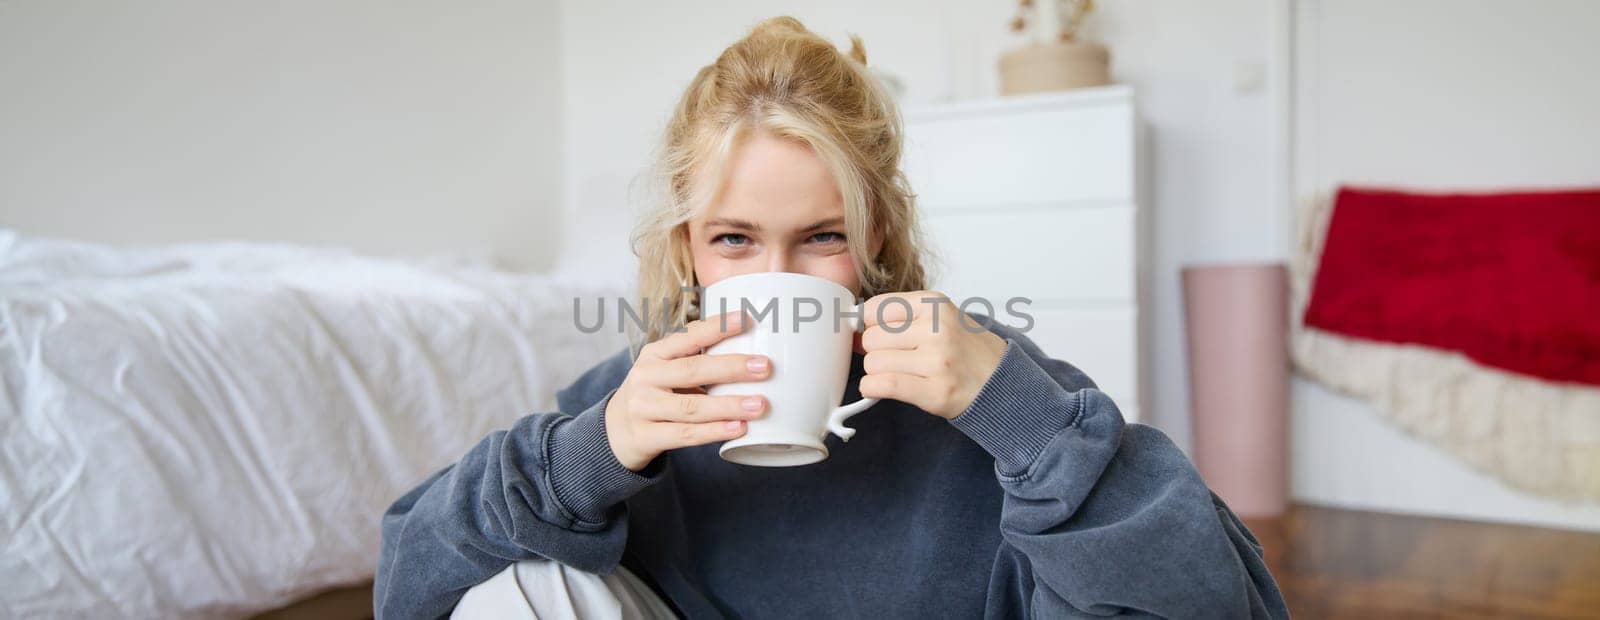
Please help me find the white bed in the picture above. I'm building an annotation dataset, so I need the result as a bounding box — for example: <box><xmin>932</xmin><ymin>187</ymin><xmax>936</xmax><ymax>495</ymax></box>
<box><xmin>0</xmin><ymin>230</ymin><xmax>630</xmax><ymax>618</ymax></box>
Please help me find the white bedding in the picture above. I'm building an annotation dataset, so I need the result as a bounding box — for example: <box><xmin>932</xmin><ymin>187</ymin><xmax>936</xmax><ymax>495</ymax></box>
<box><xmin>0</xmin><ymin>230</ymin><xmax>630</xmax><ymax>618</ymax></box>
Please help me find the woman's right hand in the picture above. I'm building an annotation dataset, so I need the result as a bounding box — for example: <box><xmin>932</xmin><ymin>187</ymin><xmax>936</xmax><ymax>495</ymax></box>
<box><xmin>605</xmin><ymin>312</ymin><xmax>770</xmax><ymax>471</ymax></box>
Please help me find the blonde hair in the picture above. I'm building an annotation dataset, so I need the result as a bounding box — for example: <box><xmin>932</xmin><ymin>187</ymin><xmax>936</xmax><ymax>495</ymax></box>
<box><xmin>630</xmin><ymin>16</ymin><xmax>928</xmax><ymax>346</ymax></box>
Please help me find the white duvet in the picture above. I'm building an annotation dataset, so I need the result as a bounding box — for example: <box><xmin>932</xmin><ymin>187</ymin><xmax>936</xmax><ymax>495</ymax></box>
<box><xmin>0</xmin><ymin>231</ymin><xmax>630</xmax><ymax>618</ymax></box>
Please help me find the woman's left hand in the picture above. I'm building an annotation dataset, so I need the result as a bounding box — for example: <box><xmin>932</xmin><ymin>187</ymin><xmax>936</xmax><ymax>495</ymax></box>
<box><xmin>857</xmin><ymin>292</ymin><xmax>1008</xmax><ymax>419</ymax></box>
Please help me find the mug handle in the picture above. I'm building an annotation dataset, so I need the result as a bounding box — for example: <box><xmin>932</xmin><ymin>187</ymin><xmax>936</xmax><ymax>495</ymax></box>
<box><xmin>826</xmin><ymin>397</ymin><xmax>879</xmax><ymax>442</ymax></box>
<box><xmin>827</xmin><ymin>301</ymin><xmax>878</xmax><ymax>442</ymax></box>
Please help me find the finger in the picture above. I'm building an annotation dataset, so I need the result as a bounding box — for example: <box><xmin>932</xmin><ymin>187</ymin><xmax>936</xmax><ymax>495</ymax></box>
<box><xmin>861</xmin><ymin>323</ymin><xmax>927</xmax><ymax>352</ymax></box>
<box><xmin>860</xmin><ymin>291</ymin><xmax>951</xmax><ymax>329</ymax></box>
<box><xmin>648</xmin><ymin>312</ymin><xmax>748</xmax><ymax>360</ymax></box>
<box><xmin>862</xmin><ymin>349</ymin><xmax>942</xmax><ymax>377</ymax></box>
<box><xmin>648</xmin><ymin>353</ymin><xmax>771</xmax><ymax>389</ymax></box>
<box><xmin>643</xmin><ymin>393</ymin><xmax>766</xmax><ymax>422</ymax></box>
<box><xmin>858</xmin><ymin>371</ymin><xmax>936</xmax><ymax>407</ymax></box>
<box><xmin>650</xmin><ymin>419</ymin><xmax>748</xmax><ymax>450</ymax></box>
<box><xmin>860</xmin><ymin>293</ymin><xmax>920</xmax><ymax>330</ymax></box>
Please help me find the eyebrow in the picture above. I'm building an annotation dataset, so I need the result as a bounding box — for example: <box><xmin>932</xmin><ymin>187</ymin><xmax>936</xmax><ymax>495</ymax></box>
<box><xmin>800</xmin><ymin>217</ymin><xmax>845</xmax><ymax>233</ymax></box>
<box><xmin>703</xmin><ymin>217</ymin><xmax>845</xmax><ymax>234</ymax></box>
<box><xmin>704</xmin><ymin>217</ymin><xmax>760</xmax><ymax>231</ymax></box>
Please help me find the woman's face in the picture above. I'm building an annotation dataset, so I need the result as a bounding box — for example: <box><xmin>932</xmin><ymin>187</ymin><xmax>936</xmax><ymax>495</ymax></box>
<box><xmin>688</xmin><ymin>132</ymin><xmax>868</xmax><ymax>295</ymax></box>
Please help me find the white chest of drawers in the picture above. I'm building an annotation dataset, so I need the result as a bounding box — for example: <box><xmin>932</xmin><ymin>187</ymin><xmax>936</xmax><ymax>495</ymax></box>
<box><xmin>901</xmin><ymin>86</ymin><xmax>1146</xmax><ymax>422</ymax></box>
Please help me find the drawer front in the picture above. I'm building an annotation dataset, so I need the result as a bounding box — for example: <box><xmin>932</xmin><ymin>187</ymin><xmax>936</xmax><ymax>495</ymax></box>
<box><xmin>902</xmin><ymin>104</ymin><xmax>1134</xmax><ymax>211</ymax></box>
<box><xmin>922</xmin><ymin>206</ymin><xmax>1134</xmax><ymax>303</ymax></box>
<box><xmin>1002</xmin><ymin>305</ymin><xmax>1140</xmax><ymax>414</ymax></box>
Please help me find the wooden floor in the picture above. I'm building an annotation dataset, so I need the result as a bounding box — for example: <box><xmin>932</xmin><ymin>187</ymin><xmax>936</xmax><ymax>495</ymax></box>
<box><xmin>257</xmin><ymin>504</ymin><xmax>1599</xmax><ymax>619</ymax></box>
<box><xmin>1243</xmin><ymin>505</ymin><xmax>1600</xmax><ymax>619</ymax></box>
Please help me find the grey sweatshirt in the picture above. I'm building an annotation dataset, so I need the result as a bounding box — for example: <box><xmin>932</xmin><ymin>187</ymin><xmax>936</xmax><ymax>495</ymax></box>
<box><xmin>374</xmin><ymin>321</ymin><xmax>1288</xmax><ymax>619</ymax></box>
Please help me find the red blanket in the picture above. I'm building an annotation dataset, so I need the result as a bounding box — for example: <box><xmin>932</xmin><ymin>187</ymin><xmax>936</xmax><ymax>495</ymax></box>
<box><xmin>1303</xmin><ymin>187</ymin><xmax>1600</xmax><ymax>386</ymax></box>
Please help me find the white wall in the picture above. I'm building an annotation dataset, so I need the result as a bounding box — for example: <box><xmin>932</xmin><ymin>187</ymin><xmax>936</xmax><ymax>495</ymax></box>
<box><xmin>556</xmin><ymin>0</ymin><xmax>1286</xmax><ymax>449</ymax></box>
<box><xmin>0</xmin><ymin>0</ymin><xmax>565</xmax><ymax>269</ymax></box>
<box><xmin>1066</xmin><ymin>0</ymin><xmax>1286</xmax><ymax>449</ymax></box>
<box><xmin>1291</xmin><ymin>0</ymin><xmax>1600</xmax><ymax>531</ymax></box>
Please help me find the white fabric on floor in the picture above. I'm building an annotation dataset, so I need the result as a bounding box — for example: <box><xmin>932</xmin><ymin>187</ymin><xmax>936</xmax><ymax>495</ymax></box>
<box><xmin>452</xmin><ymin>562</ymin><xmax>678</xmax><ymax>620</ymax></box>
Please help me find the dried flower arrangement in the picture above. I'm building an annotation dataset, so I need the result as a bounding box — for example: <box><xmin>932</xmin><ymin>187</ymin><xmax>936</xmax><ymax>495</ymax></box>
<box><xmin>998</xmin><ymin>0</ymin><xmax>1110</xmax><ymax>95</ymax></box>
<box><xmin>1009</xmin><ymin>0</ymin><xmax>1096</xmax><ymax>43</ymax></box>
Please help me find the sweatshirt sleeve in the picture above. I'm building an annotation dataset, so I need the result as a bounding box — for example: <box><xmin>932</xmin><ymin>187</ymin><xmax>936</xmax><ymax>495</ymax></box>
<box><xmin>373</xmin><ymin>363</ymin><xmax>662</xmax><ymax>618</ymax></box>
<box><xmin>948</xmin><ymin>339</ymin><xmax>1289</xmax><ymax>619</ymax></box>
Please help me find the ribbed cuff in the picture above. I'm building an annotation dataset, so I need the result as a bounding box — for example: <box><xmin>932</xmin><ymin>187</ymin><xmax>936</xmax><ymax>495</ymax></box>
<box><xmin>949</xmin><ymin>340</ymin><xmax>1084</xmax><ymax>475</ymax></box>
<box><xmin>546</xmin><ymin>391</ymin><xmax>660</xmax><ymax>525</ymax></box>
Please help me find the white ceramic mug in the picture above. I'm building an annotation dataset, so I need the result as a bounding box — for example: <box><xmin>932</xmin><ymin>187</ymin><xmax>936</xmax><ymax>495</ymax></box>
<box><xmin>701</xmin><ymin>272</ymin><xmax>878</xmax><ymax>467</ymax></box>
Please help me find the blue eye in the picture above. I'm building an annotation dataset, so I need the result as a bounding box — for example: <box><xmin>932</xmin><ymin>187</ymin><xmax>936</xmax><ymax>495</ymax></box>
<box><xmin>808</xmin><ymin>232</ymin><xmax>845</xmax><ymax>244</ymax></box>
<box><xmin>713</xmin><ymin>233</ymin><xmax>751</xmax><ymax>247</ymax></box>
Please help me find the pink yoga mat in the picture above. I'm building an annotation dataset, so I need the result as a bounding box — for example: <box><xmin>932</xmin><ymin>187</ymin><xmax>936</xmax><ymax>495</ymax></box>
<box><xmin>1182</xmin><ymin>263</ymin><xmax>1289</xmax><ymax>518</ymax></box>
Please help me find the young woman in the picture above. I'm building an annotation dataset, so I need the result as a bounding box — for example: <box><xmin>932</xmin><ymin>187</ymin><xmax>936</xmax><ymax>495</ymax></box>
<box><xmin>375</xmin><ymin>17</ymin><xmax>1287</xmax><ymax>619</ymax></box>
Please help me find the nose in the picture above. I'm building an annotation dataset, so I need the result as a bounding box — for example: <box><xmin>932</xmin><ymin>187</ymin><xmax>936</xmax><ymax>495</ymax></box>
<box><xmin>765</xmin><ymin>248</ymin><xmax>797</xmax><ymax>274</ymax></box>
